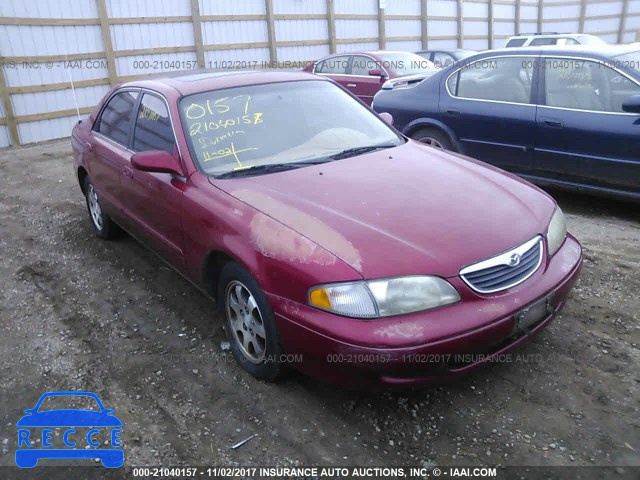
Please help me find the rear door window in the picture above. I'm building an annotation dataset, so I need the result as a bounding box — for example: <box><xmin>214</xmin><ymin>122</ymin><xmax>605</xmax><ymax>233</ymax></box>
<box><xmin>447</xmin><ymin>57</ymin><xmax>534</xmax><ymax>104</ymax></box>
<box><xmin>315</xmin><ymin>56</ymin><xmax>350</xmax><ymax>74</ymax></box>
<box><xmin>94</xmin><ymin>90</ymin><xmax>139</xmax><ymax>146</ymax></box>
<box><xmin>350</xmin><ymin>56</ymin><xmax>382</xmax><ymax>75</ymax></box>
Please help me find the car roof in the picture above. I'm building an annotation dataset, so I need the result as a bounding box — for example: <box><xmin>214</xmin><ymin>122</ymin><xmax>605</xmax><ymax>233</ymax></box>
<box><xmin>476</xmin><ymin>44</ymin><xmax>640</xmax><ymax>59</ymax></box>
<box><xmin>417</xmin><ymin>49</ymin><xmax>474</xmax><ymax>53</ymax></box>
<box><xmin>509</xmin><ymin>33</ymin><xmax>598</xmax><ymax>38</ymax></box>
<box><xmin>118</xmin><ymin>70</ymin><xmax>322</xmax><ymax>96</ymax></box>
<box><xmin>323</xmin><ymin>50</ymin><xmax>415</xmax><ymax>58</ymax></box>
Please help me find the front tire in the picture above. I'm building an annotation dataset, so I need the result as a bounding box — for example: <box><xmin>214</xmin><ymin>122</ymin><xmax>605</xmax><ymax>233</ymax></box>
<box><xmin>411</xmin><ymin>127</ymin><xmax>455</xmax><ymax>151</ymax></box>
<box><xmin>218</xmin><ymin>262</ymin><xmax>287</xmax><ymax>381</ymax></box>
<box><xmin>83</xmin><ymin>176</ymin><xmax>121</xmax><ymax>239</ymax></box>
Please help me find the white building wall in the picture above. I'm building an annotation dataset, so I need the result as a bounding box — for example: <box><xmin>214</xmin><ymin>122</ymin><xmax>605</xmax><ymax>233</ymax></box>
<box><xmin>0</xmin><ymin>0</ymin><xmax>637</xmax><ymax>145</ymax></box>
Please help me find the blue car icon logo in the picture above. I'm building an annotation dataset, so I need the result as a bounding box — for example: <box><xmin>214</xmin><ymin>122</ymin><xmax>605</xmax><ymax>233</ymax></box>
<box><xmin>15</xmin><ymin>391</ymin><xmax>123</xmax><ymax>468</ymax></box>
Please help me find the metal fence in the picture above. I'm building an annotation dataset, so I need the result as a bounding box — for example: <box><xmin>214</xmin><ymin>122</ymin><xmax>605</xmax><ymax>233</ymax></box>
<box><xmin>0</xmin><ymin>0</ymin><xmax>639</xmax><ymax>146</ymax></box>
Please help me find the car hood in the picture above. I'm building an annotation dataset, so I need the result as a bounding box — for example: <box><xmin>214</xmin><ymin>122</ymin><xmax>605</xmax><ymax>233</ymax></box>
<box><xmin>16</xmin><ymin>410</ymin><xmax>123</xmax><ymax>427</ymax></box>
<box><xmin>212</xmin><ymin>141</ymin><xmax>556</xmax><ymax>279</ymax></box>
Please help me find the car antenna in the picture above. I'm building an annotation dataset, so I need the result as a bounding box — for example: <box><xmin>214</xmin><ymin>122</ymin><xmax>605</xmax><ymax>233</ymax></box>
<box><xmin>65</xmin><ymin>54</ymin><xmax>82</xmax><ymax>123</ymax></box>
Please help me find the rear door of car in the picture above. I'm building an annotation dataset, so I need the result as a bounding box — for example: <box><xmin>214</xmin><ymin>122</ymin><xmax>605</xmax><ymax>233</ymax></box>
<box><xmin>349</xmin><ymin>55</ymin><xmax>387</xmax><ymax>105</ymax></box>
<box><xmin>119</xmin><ymin>91</ymin><xmax>186</xmax><ymax>268</ymax></box>
<box><xmin>439</xmin><ymin>55</ymin><xmax>539</xmax><ymax>174</ymax></box>
<box><xmin>89</xmin><ymin>89</ymin><xmax>140</xmax><ymax>219</ymax></box>
<box><xmin>532</xmin><ymin>55</ymin><xmax>640</xmax><ymax>193</ymax></box>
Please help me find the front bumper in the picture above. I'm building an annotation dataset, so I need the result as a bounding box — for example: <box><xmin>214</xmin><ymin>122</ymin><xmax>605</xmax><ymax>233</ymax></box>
<box><xmin>269</xmin><ymin>234</ymin><xmax>583</xmax><ymax>388</ymax></box>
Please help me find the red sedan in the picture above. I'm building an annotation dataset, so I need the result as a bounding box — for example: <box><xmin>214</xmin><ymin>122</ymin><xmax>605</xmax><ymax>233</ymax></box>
<box><xmin>71</xmin><ymin>71</ymin><xmax>582</xmax><ymax>388</ymax></box>
<box><xmin>303</xmin><ymin>50</ymin><xmax>438</xmax><ymax>105</ymax></box>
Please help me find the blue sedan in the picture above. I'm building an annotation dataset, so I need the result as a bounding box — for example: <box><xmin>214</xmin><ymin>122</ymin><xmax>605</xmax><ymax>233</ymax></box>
<box><xmin>372</xmin><ymin>45</ymin><xmax>640</xmax><ymax>200</ymax></box>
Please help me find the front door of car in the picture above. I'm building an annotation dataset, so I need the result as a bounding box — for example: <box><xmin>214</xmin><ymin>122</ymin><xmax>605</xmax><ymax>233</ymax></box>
<box><xmin>349</xmin><ymin>55</ymin><xmax>387</xmax><ymax>105</ymax></box>
<box><xmin>313</xmin><ymin>55</ymin><xmax>353</xmax><ymax>92</ymax></box>
<box><xmin>533</xmin><ymin>57</ymin><xmax>640</xmax><ymax>193</ymax></box>
<box><xmin>88</xmin><ymin>89</ymin><xmax>140</xmax><ymax>221</ymax></box>
<box><xmin>439</xmin><ymin>55</ymin><xmax>539</xmax><ymax>174</ymax></box>
<box><xmin>119</xmin><ymin>92</ymin><xmax>186</xmax><ymax>269</ymax></box>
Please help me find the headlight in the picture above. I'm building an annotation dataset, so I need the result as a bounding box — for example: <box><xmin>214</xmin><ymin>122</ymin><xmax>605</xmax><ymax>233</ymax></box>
<box><xmin>308</xmin><ymin>276</ymin><xmax>460</xmax><ymax>318</ymax></box>
<box><xmin>547</xmin><ymin>207</ymin><xmax>567</xmax><ymax>257</ymax></box>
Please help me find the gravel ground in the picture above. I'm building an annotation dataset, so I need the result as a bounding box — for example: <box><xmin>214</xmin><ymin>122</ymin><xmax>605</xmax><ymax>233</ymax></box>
<box><xmin>0</xmin><ymin>139</ymin><xmax>638</xmax><ymax>478</ymax></box>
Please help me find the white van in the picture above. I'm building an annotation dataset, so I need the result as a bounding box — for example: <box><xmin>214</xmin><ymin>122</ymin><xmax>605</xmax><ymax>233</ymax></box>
<box><xmin>504</xmin><ymin>33</ymin><xmax>606</xmax><ymax>48</ymax></box>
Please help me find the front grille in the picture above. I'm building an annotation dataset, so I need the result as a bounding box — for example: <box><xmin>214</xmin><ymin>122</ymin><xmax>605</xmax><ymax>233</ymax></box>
<box><xmin>460</xmin><ymin>236</ymin><xmax>543</xmax><ymax>294</ymax></box>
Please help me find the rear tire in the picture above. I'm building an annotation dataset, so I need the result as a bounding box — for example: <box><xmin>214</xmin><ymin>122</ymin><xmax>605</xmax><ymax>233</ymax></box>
<box><xmin>218</xmin><ymin>262</ymin><xmax>287</xmax><ymax>381</ymax></box>
<box><xmin>411</xmin><ymin>127</ymin><xmax>455</xmax><ymax>151</ymax></box>
<box><xmin>83</xmin><ymin>176</ymin><xmax>121</xmax><ymax>239</ymax></box>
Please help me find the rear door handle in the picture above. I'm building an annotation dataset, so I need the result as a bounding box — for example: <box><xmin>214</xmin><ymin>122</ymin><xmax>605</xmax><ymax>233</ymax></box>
<box><xmin>347</xmin><ymin>83</ymin><xmax>357</xmax><ymax>88</ymax></box>
<box><xmin>85</xmin><ymin>142</ymin><xmax>92</xmax><ymax>151</ymax></box>
<box><xmin>445</xmin><ymin>109</ymin><xmax>460</xmax><ymax>116</ymax></box>
<box><xmin>542</xmin><ymin>119</ymin><xmax>563</xmax><ymax>128</ymax></box>
<box><xmin>122</xmin><ymin>166</ymin><xmax>134</xmax><ymax>178</ymax></box>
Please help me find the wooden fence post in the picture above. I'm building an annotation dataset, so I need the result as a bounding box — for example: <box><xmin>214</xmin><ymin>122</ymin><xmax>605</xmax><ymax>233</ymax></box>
<box><xmin>421</xmin><ymin>0</ymin><xmax>428</xmax><ymax>50</ymax></box>
<box><xmin>488</xmin><ymin>0</ymin><xmax>494</xmax><ymax>49</ymax></box>
<box><xmin>96</xmin><ymin>0</ymin><xmax>117</xmax><ymax>85</ymax></box>
<box><xmin>457</xmin><ymin>0</ymin><xmax>464</xmax><ymax>48</ymax></box>
<box><xmin>578</xmin><ymin>0</ymin><xmax>587</xmax><ymax>33</ymax></box>
<box><xmin>537</xmin><ymin>0</ymin><xmax>544</xmax><ymax>34</ymax></box>
<box><xmin>327</xmin><ymin>0</ymin><xmax>336</xmax><ymax>54</ymax></box>
<box><xmin>618</xmin><ymin>0</ymin><xmax>629</xmax><ymax>44</ymax></box>
<box><xmin>378</xmin><ymin>1</ymin><xmax>386</xmax><ymax>50</ymax></box>
<box><xmin>0</xmin><ymin>69</ymin><xmax>19</xmax><ymax>146</ymax></box>
<box><xmin>265</xmin><ymin>0</ymin><xmax>277</xmax><ymax>63</ymax></box>
<box><xmin>191</xmin><ymin>0</ymin><xmax>205</xmax><ymax>68</ymax></box>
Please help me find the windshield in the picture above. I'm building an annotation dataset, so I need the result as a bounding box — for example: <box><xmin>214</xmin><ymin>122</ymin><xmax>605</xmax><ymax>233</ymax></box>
<box><xmin>613</xmin><ymin>50</ymin><xmax>640</xmax><ymax>72</ymax></box>
<box><xmin>377</xmin><ymin>52</ymin><xmax>438</xmax><ymax>76</ymax></box>
<box><xmin>38</xmin><ymin>395</ymin><xmax>101</xmax><ymax>412</ymax></box>
<box><xmin>179</xmin><ymin>80</ymin><xmax>404</xmax><ymax>177</ymax></box>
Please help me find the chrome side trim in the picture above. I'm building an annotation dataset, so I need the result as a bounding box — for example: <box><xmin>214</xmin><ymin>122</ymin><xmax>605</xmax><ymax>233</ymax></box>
<box><xmin>460</xmin><ymin>236</ymin><xmax>544</xmax><ymax>294</ymax></box>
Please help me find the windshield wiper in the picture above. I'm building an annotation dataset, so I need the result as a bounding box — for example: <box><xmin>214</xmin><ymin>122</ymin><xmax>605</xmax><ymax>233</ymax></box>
<box><xmin>329</xmin><ymin>144</ymin><xmax>397</xmax><ymax>160</ymax></box>
<box><xmin>215</xmin><ymin>160</ymin><xmax>328</xmax><ymax>179</ymax></box>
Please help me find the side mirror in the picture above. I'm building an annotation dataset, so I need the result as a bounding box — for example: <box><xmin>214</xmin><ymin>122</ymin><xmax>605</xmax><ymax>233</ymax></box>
<box><xmin>369</xmin><ymin>68</ymin><xmax>388</xmax><ymax>82</ymax></box>
<box><xmin>131</xmin><ymin>150</ymin><xmax>183</xmax><ymax>176</ymax></box>
<box><xmin>104</xmin><ymin>409</ymin><xmax>115</xmax><ymax>415</ymax></box>
<box><xmin>622</xmin><ymin>94</ymin><xmax>640</xmax><ymax>113</ymax></box>
<box><xmin>23</xmin><ymin>409</ymin><xmax>34</xmax><ymax>414</ymax></box>
<box><xmin>379</xmin><ymin>112</ymin><xmax>394</xmax><ymax>126</ymax></box>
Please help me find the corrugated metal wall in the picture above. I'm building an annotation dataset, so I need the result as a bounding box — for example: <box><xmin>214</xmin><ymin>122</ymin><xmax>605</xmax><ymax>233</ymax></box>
<box><xmin>0</xmin><ymin>0</ymin><xmax>638</xmax><ymax>146</ymax></box>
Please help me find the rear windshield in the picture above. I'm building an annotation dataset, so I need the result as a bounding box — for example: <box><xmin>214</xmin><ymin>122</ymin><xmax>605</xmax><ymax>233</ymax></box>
<box><xmin>376</xmin><ymin>52</ymin><xmax>438</xmax><ymax>76</ymax></box>
<box><xmin>613</xmin><ymin>51</ymin><xmax>640</xmax><ymax>72</ymax></box>
<box><xmin>578</xmin><ymin>35</ymin><xmax>606</xmax><ymax>45</ymax></box>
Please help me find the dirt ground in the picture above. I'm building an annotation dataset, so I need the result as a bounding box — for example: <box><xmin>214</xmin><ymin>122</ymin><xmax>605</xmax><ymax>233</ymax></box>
<box><xmin>0</xmin><ymin>139</ymin><xmax>638</xmax><ymax>476</ymax></box>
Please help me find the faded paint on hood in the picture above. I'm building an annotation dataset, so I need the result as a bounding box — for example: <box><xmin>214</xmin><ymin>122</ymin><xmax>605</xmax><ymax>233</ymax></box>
<box><xmin>212</xmin><ymin>141</ymin><xmax>556</xmax><ymax>279</ymax></box>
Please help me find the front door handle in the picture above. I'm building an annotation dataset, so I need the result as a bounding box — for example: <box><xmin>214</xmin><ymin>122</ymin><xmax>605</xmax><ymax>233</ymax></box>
<box><xmin>122</xmin><ymin>166</ymin><xmax>134</xmax><ymax>178</ymax></box>
<box><xmin>347</xmin><ymin>83</ymin><xmax>357</xmax><ymax>88</ymax></box>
